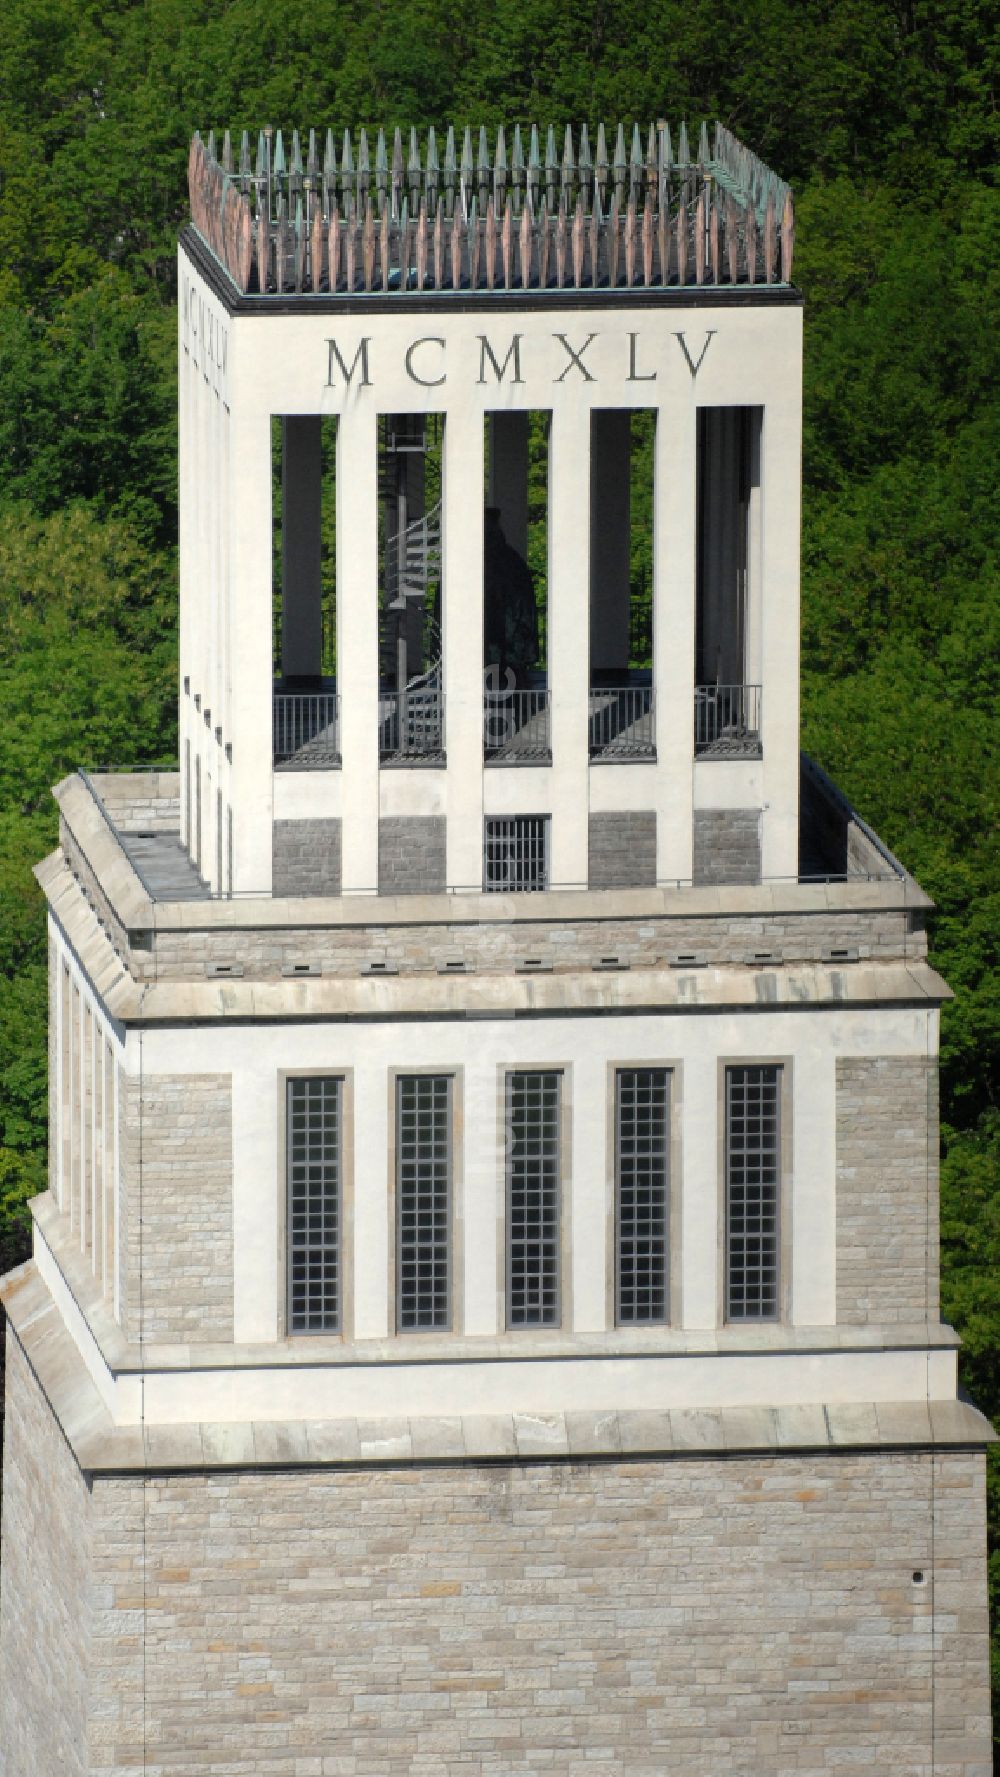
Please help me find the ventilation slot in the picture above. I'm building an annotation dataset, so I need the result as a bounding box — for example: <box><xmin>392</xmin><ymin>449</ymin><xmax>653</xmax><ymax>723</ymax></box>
<box><xmin>206</xmin><ymin>962</ymin><xmax>244</xmax><ymax>979</ymax></box>
<box><xmin>282</xmin><ymin>961</ymin><xmax>321</xmax><ymax>978</ymax></box>
<box><xmin>437</xmin><ymin>959</ymin><xmax>473</xmax><ymax>974</ymax></box>
<box><xmin>362</xmin><ymin>960</ymin><xmax>398</xmax><ymax>976</ymax></box>
<box><xmin>822</xmin><ymin>945</ymin><xmax>858</xmax><ymax>964</ymax></box>
<box><xmin>516</xmin><ymin>958</ymin><xmax>552</xmax><ymax>974</ymax></box>
<box><xmin>668</xmin><ymin>951</ymin><xmax>707</xmax><ymax>969</ymax></box>
<box><xmin>593</xmin><ymin>955</ymin><xmax>629</xmax><ymax>971</ymax></box>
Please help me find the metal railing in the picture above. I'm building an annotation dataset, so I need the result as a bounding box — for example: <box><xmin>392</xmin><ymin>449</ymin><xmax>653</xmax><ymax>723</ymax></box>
<box><xmin>589</xmin><ymin>687</ymin><xmax>655</xmax><ymax>758</ymax></box>
<box><xmin>694</xmin><ymin>684</ymin><xmax>762</xmax><ymax>757</ymax></box>
<box><xmin>379</xmin><ymin>687</ymin><xmax>445</xmax><ymax>762</ymax></box>
<box><xmin>273</xmin><ymin>693</ymin><xmax>341</xmax><ymax>767</ymax></box>
<box><xmin>483</xmin><ymin>689</ymin><xmax>551</xmax><ymax>762</ymax></box>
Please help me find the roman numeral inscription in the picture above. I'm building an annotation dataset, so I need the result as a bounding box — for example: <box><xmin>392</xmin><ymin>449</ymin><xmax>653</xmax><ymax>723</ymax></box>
<box><xmin>324</xmin><ymin>330</ymin><xmax>718</xmax><ymax>390</ymax></box>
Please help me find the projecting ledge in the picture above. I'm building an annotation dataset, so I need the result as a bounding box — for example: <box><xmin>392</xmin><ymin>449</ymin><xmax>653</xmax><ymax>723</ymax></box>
<box><xmin>4</xmin><ymin>1260</ymin><xmax>993</xmax><ymax>1476</ymax></box>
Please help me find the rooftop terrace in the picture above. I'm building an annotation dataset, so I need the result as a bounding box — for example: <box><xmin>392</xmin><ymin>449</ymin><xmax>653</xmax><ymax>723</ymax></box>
<box><xmin>187</xmin><ymin>120</ymin><xmax>794</xmax><ymax>299</ymax></box>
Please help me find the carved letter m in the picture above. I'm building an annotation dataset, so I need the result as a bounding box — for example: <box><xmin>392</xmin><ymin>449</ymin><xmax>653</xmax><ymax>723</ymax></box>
<box><xmin>326</xmin><ymin>338</ymin><xmax>372</xmax><ymax>387</ymax></box>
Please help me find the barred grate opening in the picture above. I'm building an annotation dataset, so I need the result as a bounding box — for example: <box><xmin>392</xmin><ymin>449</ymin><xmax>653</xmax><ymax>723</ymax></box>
<box><xmin>725</xmin><ymin>1064</ymin><xmax>780</xmax><ymax>1320</ymax></box>
<box><xmin>287</xmin><ymin>1076</ymin><xmax>341</xmax><ymax>1334</ymax></box>
<box><xmin>484</xmin><ymin>815</ymin><xmax>548</xmax><ymax>892</ymax></box>
<box><xmin>397</xmin><ymin>1074</ymin><xmax>451</xmax><ymax>1331</ymax></box>
<box><xmin>616</xmin><ymin>1068</ymin><xmax>669</xmax><ymax>1325</ymax></box>
<box><xmin>506</xmin><ymin>1070</ymin><xmax>561</xmax><ymax>1328</ymax></box>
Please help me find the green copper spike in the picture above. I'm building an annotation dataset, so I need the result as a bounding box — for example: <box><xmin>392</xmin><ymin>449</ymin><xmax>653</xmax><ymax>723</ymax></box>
<box><xmin>678</xmin><ymin>120</ymin><xmax>690</xmax><ymax>164</ymax></box>
<box><xmin>563</xmin><ymin>123</ymin><xmax>575</xmax><ymax>173</ymax></box>
<box><xmin>444</xmin><ymin>125</ymin><xmax>456</xmax><ymax>181</ymax></box>
<box><xmin>579</xmin><ymin>124</ymin><xmax>592</xmax><ymax>175</ymax></box>
<box><xmin>613</xmin><ymin>123</ymin><xmax>626</xmax><ymax>176</ymax></box>
<box><xmin>512</xmin><ymin>124</ymin><xmax>524</xmax><ymax>176</ymax></box>
<box><xmin>273</xmin><ymin>131</ymin><xmax>285</xmax><ymax>178</ymax></box>
<box><xmin>221</xmin><ymin>130</ymin><xmax>232</xmax><ymax>173</ymax></box>
<box><xmin>461</xmin><ymin>126</ymin><xmax>473</xmax><ymax>177</ymax></box>
<box><xmin>341</xmin><ymin>130</ymin><xmax>354</xmax><ymax>176</ymax></box>
<box><xmin>495</xmin><ymin>125</ymin><xmax>507</xmax><ymax>175</ymax></box>
<box><xmin>375</xmin><ymin>129</ymin><xmax>387</xmax><ymax>197</ymax></box>
<box><xmin>324</xmin><ymin>130</ymin><xmax>336</xmax><ymax>180</ymax></box>
<box><xmin>661</xmin><ymin>121</ymin><xmax>673</xmax><ymax>168</ymax></box>
<box><xmin>358</xmin><ymin>129</ymin><xmax>370</xmax><ymax>174</ymax></box>
<box><xmin>239</xmin><ymin>131</ymin><xmax>251</xmax><ymax>179</ymax></box>
<box><xmin>290</xmin><ymin>130</ymin><xmax>302</xmax><ymax>176</ymax></box>
<box><xmin>306</xmin><ymin>129</ymin><xmax>319</xmax><ymax>180</ymax></box>
<box><xmin>427</xmin><ymin>126</ymin><xmax>439</xmax><ymax>177</ymax></box>
<box><xmin>698</xmin><ymin>120</ymin><xmax>710</xmax><ymax>163</ymax></box>
<box><xmin>408</xmin><ymin>126</ymin><xmax>421</xmax><ymax>176</ymax></box>
<box><xmin>207</xmin><ymin>128</ymin><xmax>216</xmax><ymax>163</ymax></box>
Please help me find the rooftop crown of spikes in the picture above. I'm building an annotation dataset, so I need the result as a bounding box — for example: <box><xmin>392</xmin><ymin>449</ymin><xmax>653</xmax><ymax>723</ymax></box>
<box><xmin>187</xmin><ymin>121</ymin><xmax>794</xmax><ymax>298</ymax></box>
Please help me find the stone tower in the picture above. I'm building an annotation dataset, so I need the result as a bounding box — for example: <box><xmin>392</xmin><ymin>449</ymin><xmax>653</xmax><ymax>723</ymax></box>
<box><xmin>0</xmin><ymin>119</ymin><xmax>993</xmax><ymax>1775</ymax></box>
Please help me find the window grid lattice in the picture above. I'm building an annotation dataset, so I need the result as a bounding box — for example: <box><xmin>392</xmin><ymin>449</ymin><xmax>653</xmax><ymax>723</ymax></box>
<box><xmin>287</xmin><ymin>1076</ymin><xmax>341</xmax><ymax>1334</ymax></box>
<box><xmin>506</xmin><ymin>1070</ymin><xmax>561</xmax><ymax>1328</ymax></box>
<box><xmin>726</xmin><ymin>1065</ymin><xmax>780</xmax><ymax>1320</ymax></box>
<box><xmin>397</xmin><ymin>1075</ymin><xmax>451</xmax><ymax>1331</ymax></box>
<box><xmin>484</xmin><ymin>816</ymin><xmax>548</xmax><ymax>893</ymax></box>
<box><xmin>616</xmin><ymin>1068</ymin><xmax>669</xmax><ymax>1325</ymax></box>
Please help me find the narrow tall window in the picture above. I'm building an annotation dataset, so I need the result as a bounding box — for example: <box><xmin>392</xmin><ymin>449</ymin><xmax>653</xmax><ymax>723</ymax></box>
<box><xmin>287</xmin><ymin>1076</ymin><xmax>342</xmax><ymax>1334</ymax></box>
<box><xmin>396</xmin><ymin>1075</ymin><xmax>451</xmax><ymax>1331</ymax></box>
<box><xmin>726</xmin><ymin>1065</ymin><xmax>781</xmax><ymax>1320</ymax></box>
<box><xmin>506</xmin><ymin>1070</ymin><xmax>561</xmax><ymax>1328</ymax></box>
<box><xmin>616</xmin><ymin>1068</ymin><xmax>670</xmax><ymax>1325</ymax></box>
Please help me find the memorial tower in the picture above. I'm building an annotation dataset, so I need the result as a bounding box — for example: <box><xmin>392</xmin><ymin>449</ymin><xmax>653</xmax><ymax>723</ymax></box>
<box><xmin>0</xmin><ymin>118</ymin><xmax>993</xmax><ymax>1775</ymax></box>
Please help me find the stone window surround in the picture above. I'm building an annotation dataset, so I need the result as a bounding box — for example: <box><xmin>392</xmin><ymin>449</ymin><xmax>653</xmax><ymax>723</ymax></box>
<box><xmin>277</xmin><ymin>1068</ymin><xmax>356</xmax><ymax>1342</ymax></box>
<box><xmin>386</xmin><ymin>1066</ymin><xmax>465</xmax><ymax>1337</ymax></box>
<box><xmin>494</xmin><ymin>1062</ymin><xmax>574</xmax><ymax>1335</ymax></box>
<box><xmin>605</xmin><ymin>1059</ymin><xmax>683</xmax><ymax>1330</ymax></box>
<box><xmin>717</xmin><ymin>1056</ymin><xmax>793</xmax><ymax>1327</ymax></box>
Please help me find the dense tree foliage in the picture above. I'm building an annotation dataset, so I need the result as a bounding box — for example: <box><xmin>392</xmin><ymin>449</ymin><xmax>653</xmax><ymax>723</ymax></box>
<box><xmin>0</xmin><ymin>0</ymin><xmax>996</xmax><ymax>1725</ymax></box>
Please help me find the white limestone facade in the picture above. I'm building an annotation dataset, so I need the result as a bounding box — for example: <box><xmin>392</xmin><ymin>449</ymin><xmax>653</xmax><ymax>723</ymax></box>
<box><xmin>0</xmin><ymin>121</ymin><xmax>993</xmax><ymax>1775</ymax></box>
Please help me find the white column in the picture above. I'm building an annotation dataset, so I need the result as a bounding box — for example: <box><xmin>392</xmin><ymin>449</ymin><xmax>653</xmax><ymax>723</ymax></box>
<box><xmin>232</xmin><ymin>1063</ymin><xmax>278</xmax><ymax>1343</ymax></box>
<box><xmin>443</xmin><ymin>407</ymin><xmax>485</xmax><ymax>892</ymax></box>
<box><xmin>570</xmin><ymin>1054</ymin><xmax>607</xmax><ymax>1332</ymax></box>
<box><xmin>227</xmin><ymin>397</ymin><xmax>274</xmax><ymax>892</ymax></box>
<box><xmin>653</xmin><ymin>396</ymin><xmax>697</xmax><ymax>883</ymax></box>
<box><xmin>462</xmin><ymin>1061</ymin><xmax>499</xmax><ymax>1335</ymax></box>
<box><xmin>547</xmin><ymin>401</ymin><xmax>590</xmax><ymax>890</ymax></box>
<box><xmin>789</xmin><ymin>1050</ymin><xmax>836</xmax><ymax>1325</ymax></box>
<box><xmin>352</xmin><ymin>1064</ymin><xmax>390</xmax><ymax>1338</ymax></box>
<box><xmin>760</xmin><ymin>316</ymin><xmax>802</xmax><ymax>881</ymax></box>
<box><xmin>337</xmin><ymin>404</ymin><xmax>379</xmax><ymax>895</ymax></box>
<box><xmin>678</xmin><ymin>1055</ymin><xmax>718</xmax><ymax>1329</ymax></box>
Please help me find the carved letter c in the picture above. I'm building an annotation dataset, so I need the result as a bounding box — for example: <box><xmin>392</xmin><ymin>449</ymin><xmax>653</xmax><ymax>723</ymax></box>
<box><xmin>404</xmin><ymin>336</ymin><xmax>447</xmax><ymax>387</ymax></box>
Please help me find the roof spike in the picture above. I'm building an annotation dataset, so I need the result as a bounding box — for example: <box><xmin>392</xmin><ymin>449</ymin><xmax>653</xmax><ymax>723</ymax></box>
<box><xmin>408</xmin><ymin>125</ymin><xmax>421</xmax><ymax>176</ymax></box>
<box><xmin>207</xmin><ymin>128</ymin><xmax>216</xmax><ymax>163</ymax></box>
<box><xmin>660</xmin><ymin>120</ymin><xmax>672</xmax><ymax>169</ymax></box>
<box><xmin>678</xmin><ymin>120</ymin><xmax>690</xmax><ymax>164</ymax></box>
<box><xmin>579</xmin><ymin>123</ymin><xmax>592</xmax><ymax>175</ymax></box>
<box><xmin>290</xmin><ymin>130</ymin><xmax>302</xmax><ymax>176</ymax></box>
<box><xmin>341</xmin><ymin>130</ymin><xmax>354</xmax><ymax>176</ymax></box>
<box><xmin>698</xmin><ymin>119</ymin><xmax>710</xmax><ymax>164</ymax></box>
<box><xmin>375</xmin><ymin>128</ymin><xmax>388</xmax><ymax>194</ymax></box>
<box><xmin>563</xmin><ymin>123</ymin><xmax>575</xmax><ymax>173</ymax></box>
<box><xmin>221</xmin><ymin>130</ymin><xmax>232</xmax><ymax>173</ymax></box>
<box><xmin>273</xmin><ymin>130</ymin><xmax>286</xmax><ymax>179</ymax></box>
<box><xmin>478</xmin><ymin>124</ymin><xmax>490</xmax><ymax>172</ymax></box>
<box><xmin>613</xmin><ymin>122</ymin><xmax>627</xmax><ymax>173</ymax></box>
<box><xmin>306</xmin><ymin>129</ymin><xmax>319</xmax><ymax>180</ymax></box>
<box><xmin>427</xmin><ymin>125</ymin><xmax>439</xmax><ymax>177</ymax></box>
<box><xmin>512</xmin><ymin>123</ymin><xmax>525</xmax><ymax>176</ymax></box>
<box><xmin>630</xmin><ymin>121</ymin><xmax>643</xmax><ymax>168</ymax></box>
<box><xmin>545</xmin><ymin>125</ymin><xmax>559</xmax><ymax>206</ymax></box>
<box><xmin>255</xmin><ymin>131</ymin><xmax>267</xmax><ymax>182</ymax></box>
<box><xmin>323</xmin><ymin>129</ymin><xmax>336</xmax><ymax>180</ymax></box>
<box><xmin>239</xmin><ymin>131</ymin><xmax>251</xmax><ymax>180</ymax></box>
<box><xmin>646</xmin><ymin>122</ymin><xmax>657</xmax><ymax>172</ymax></box>
<box><xmin>461</xmin><ymin>124</ymin><xmax>474</xmax><ymax>202</ymax></box>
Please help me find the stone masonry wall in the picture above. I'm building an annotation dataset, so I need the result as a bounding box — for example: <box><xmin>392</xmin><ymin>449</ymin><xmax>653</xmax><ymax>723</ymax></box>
<box><xmin>118</xmin><ymin>1073</ymin><xmax>233</xmax><ymax>1344</ymax></box>
<box><xmin>379</xmin><ymin>815</ymin><xmax>446</xmax><ymax>895</ymax></box>
<box><xmin>272</xmin><ymin>817</ymin><xmax>342</xmax><ymax>896</ymax></box>
<box><xmin>0</xmin><ymin>1338</ymin><xmax>992</xmax><ymax>1776</ymax></box>
<box><xmin>837</xmin><ymin>1056</ymin><xmax>940</xmax><ymax>1324</ymax></box>
<box><xmin>588</xmin><ymin>812</ymin><xmax>657</xmax><ymax>889</ymax></box>
<box><xmin>134</xmin><ymin>906</ymin><xmax>917</xmax><ymax>983</ymax></box>
<box><xmin>0</xmin><ymin>1330</ymin><xmax>91</xmax><ymax>1777</ymax></box>
<box><xmin>91</xmin><ymin>771</ymin><xmax>180</xmax><ymax>834</ymax></box>
<box><xmin>87</xmin><ymin>1443</ymin><xmax>992</xmax><ymax>1776</ymax></box>
<box><xmin>692</xmin><ymin>807</ymin><xmax>762</xmax><ymax>885</ymax></box>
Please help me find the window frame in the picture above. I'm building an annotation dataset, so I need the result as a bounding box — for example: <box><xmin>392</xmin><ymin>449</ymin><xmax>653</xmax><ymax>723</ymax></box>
<box><xmin>500</xmin><ymin>1066</ymin><xmax>569</xmax><ymax>1332</ymax></box>
<box><xmin>483</xmin><ymin>814</ymin><xmax>550</xmax><ymax>893</ymax></box>
<box><xmin>279</xmin><ymin>1069</ymin><xmax>353</xmax><ymax>1340</ymax></box>
<box><xmin>613</xmin><ymin>1065</ymin><xmax>673</xmax><ymax>1328</ymax></box>
<box><xmin>390</xmin><ymin>1068</ymin><xmax>460</xmax><ymax>1336</ymax></box>
<box><xmin>719</xmin><ymin>1059</ymin><xmax>792</xmax><ymax>1325</ymax></box>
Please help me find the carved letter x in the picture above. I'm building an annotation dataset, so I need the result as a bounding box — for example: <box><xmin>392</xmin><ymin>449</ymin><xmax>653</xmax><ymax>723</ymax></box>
<box><xmin>552</xmin><ymin>332</ymin><xmax>597</xmax><ymax>382</ymax></box>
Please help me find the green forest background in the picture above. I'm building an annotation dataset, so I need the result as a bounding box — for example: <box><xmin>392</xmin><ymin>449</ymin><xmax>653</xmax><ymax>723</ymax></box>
<box><xmin>0</xmin><ymin>0</ymin><xmax>996</xmax><ymax>1729</ymax></box>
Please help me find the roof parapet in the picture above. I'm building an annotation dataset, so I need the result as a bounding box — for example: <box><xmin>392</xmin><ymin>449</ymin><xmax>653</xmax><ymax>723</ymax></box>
<box><xmin>187</xmin><ymin>120</ymin><xmax>794</xmax><ymax>299</ymax></box>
